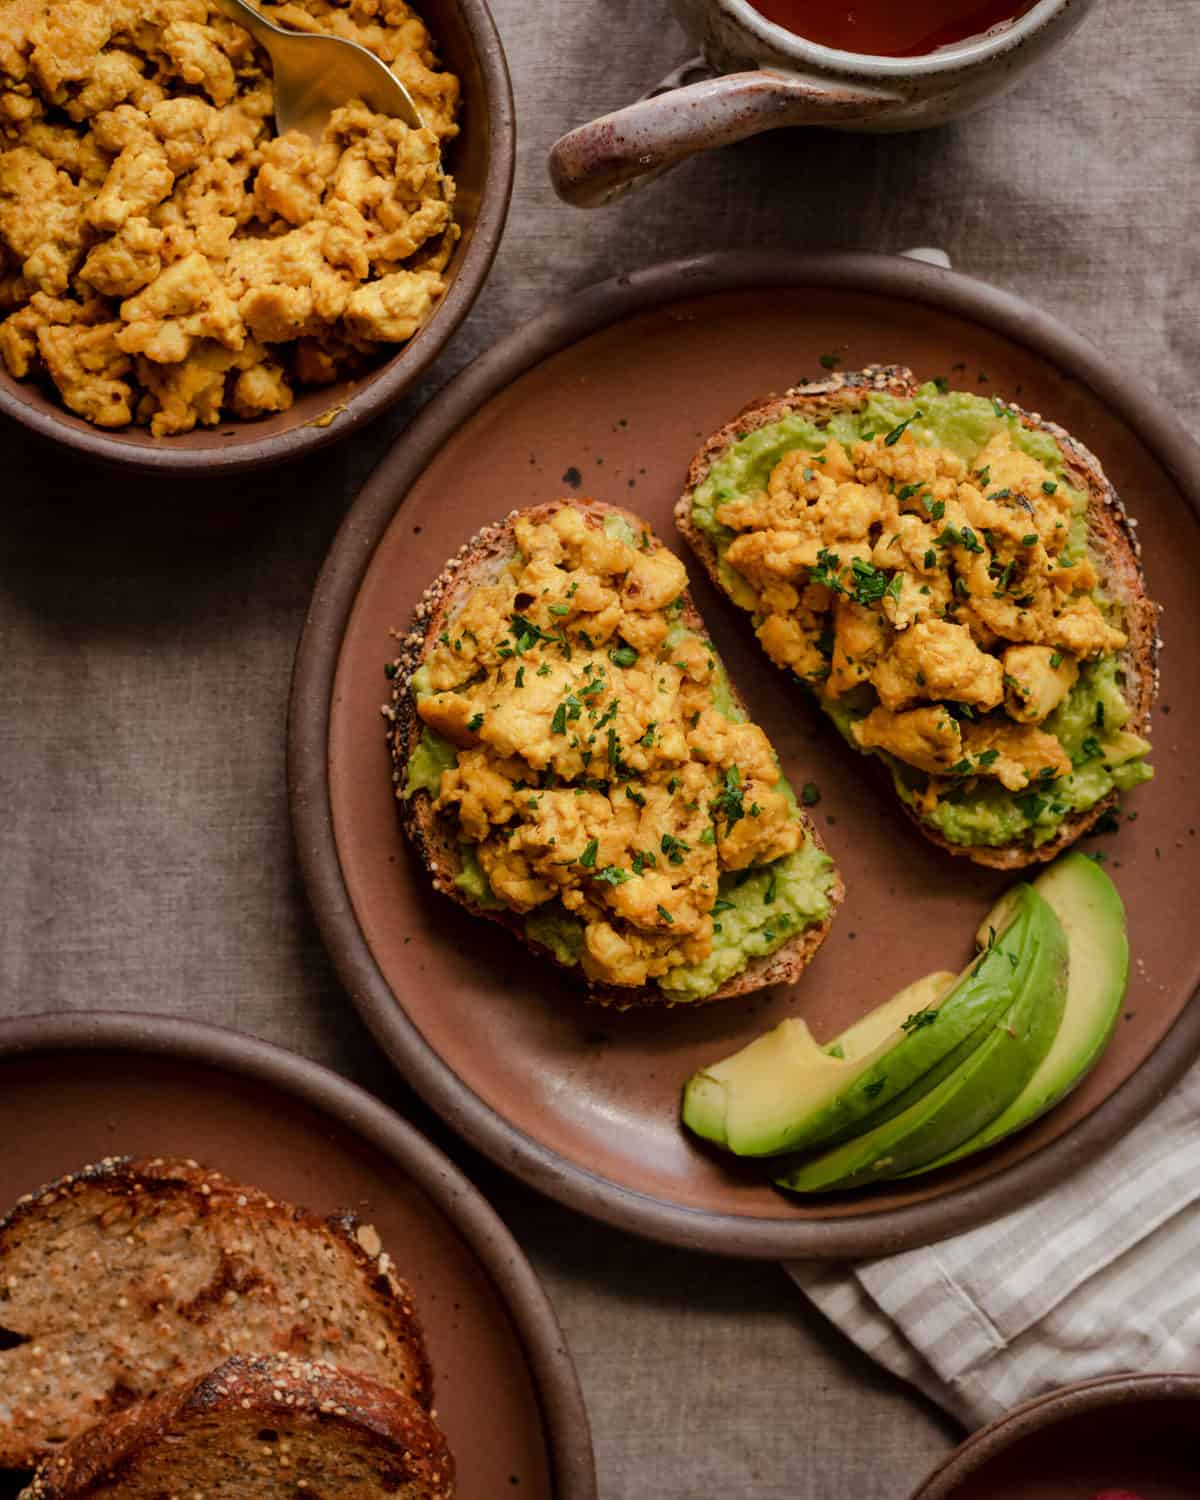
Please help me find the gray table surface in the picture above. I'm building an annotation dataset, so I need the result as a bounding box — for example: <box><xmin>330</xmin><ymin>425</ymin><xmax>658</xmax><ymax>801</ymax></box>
<box><xmin>2</xmin><ymin>1</ymin><xmax>1196</xmax><ymax>1494</ymax></box>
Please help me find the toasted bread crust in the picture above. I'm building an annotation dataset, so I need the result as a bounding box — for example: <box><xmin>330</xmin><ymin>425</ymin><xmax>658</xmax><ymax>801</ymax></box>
<box><xmin>387</xmin><ymin>499</ymin><xmax>843</xmax><ymax>1008</ymax></box>
<box><xmin>20</xmin><ymin>1355</ymin><xmax>454</xmax><ymax>1500</ymax></box>
<box><xmin>675</xmin><ymin>366</ymin><xmax>1159</xmax><ymax>870</ymax></box>
<box><xmin>0</xmin><ymin>1157</ymin><xmax>432</xmax><ymax>1467</ymax></box>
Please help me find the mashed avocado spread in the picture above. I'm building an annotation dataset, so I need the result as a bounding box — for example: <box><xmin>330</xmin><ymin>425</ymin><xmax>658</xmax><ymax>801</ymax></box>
<box><xmin>691</xmin><ymin>384</ymin><xmax>1151</xmax><ymax>848</ymax></box>
<box><xmin>400</xmin><ymin>506</ymin><xmax>836</xmax><ymax>999</ymax></box>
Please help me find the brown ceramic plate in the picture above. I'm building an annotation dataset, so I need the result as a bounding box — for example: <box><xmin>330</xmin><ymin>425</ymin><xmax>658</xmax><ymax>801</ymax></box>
<box><xmin>0</xmin><ymin>1012</ymin><xmax>596</xmax><ymax>1500</ymax></box>
<box><xmin>0</xmin><ymin>0</ymin><xmax>514</xmax><ymax>475</ymax></box>
<box><xmin>289</xmin><ymin>251</ymin><xmax>1200</xmax><ymax>1259</ymax></box>
<box><xmin>909</xmin><ymin>1373</ymin><xmax>1200</xmax><ymax>1499</ymax></box>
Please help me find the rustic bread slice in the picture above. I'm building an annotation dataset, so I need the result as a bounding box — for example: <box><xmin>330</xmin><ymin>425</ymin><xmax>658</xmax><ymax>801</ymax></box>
<box><xmin>675</xmin><ymin>365</ymin><xmax>1159</xmax><ymax>870</ymax></box>
<box><xmin>387</xmin><ymin>498</ymin><xmax>843</xmax><ymax>1008</ymax></box>
<box><xmin>18</xmin><ymin>1354</ymin><xmax>454</xmax><ymax>1500</ymax></box>
<box><xmin>0</xmin><ymin>1157</ymin><xmax>431</xmax><ymax>1468</ymax></box>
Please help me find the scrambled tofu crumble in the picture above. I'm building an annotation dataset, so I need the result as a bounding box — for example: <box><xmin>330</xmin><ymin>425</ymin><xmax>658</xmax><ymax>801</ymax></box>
<box><xmin>0</xmin><ymin>0</ymin><xmax>458</xmax><ymax>434</ymax></box>
<box><xmin>403</xmin><ymin>507</ymin><xmax>832</xmax><ymax>994</ymax></box>
<box><xmin>713</xmin><ymin>415</ymin><xmax>1143</xmax><ymax>823</ymax></box>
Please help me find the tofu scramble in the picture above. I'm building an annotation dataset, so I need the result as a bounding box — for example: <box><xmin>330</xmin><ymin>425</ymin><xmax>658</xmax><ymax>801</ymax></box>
<box><xmin>694</xmin><ymin>386</ymin><xmax>1152</xmax><ymax>847</ymax></box>
<box><xmin>0</xmin><ymin>0</ymin><xmax>458</xmax><ymax>435</ymax></box>
<box><xmin>400</xmin><ymin>506</ymin><xmax>837</xmax><ymax>997</ymax></box>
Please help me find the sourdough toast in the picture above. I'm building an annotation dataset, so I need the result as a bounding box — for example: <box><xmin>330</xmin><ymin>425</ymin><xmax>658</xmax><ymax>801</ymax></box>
<box><xmin>387</xmin><ymin>499</ymin><xmax>843</xmax><ymax>1006</ymax></box>
<box><xmin>676</xmin><ymin>367</ymin><xmax>1158</xmax><ymax>870</ymax></box>
<box><xmin>0</xmin><ymin>1157</ymin><xmax>431</xmax><ymax>1467</ymax></box>
<box><xmin>19</xmin><ymin>1355</ymin><xmax>454</xmax><ymax>1500</ymax></box>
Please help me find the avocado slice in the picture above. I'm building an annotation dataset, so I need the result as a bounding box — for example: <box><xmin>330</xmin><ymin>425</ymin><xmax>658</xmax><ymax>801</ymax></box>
<box><xmin>682</xmin><ymin>971</ymin><xmax>957</xmax><ymax>1157</ymax></box>
<box><xmin>775</xmin><ymin>885</ymin><xmax>1069</xmax><ymax>1194</ymax></box>
<box><xmin>683</xmin><ymin>887</ymin><xmax>1045</xmax><ymax>1159</ymax></box>
<box><xmin>906</xmin><ymin>853</ymin><xmax>1127</xmax><ymax>1174</ymax></box>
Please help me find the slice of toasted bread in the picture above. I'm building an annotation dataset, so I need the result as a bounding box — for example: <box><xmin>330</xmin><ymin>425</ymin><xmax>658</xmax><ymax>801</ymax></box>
<box><xmin>675</xmin><ymin>366</ymin><xmax>1159</xmax><ymax>870</ymax></box>
<box><xmin>387</xmin><ymin>499</ymin><xmax>843</xmax><ymax>1008</ymax></box>
<box><xmin>19</xmin><ymin>1355</ymin><xmax>454</xmax><ymax>1500</ymax></box>
<box><xmin>0</xmin><ymin>1158</ymin><xmax>431</xmax><ymax>1468</ymax></box>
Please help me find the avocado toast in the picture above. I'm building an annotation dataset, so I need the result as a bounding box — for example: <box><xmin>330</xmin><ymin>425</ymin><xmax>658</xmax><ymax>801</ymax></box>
<box><xmin>676</xmin><ymin>366</ymin><xmax>1158</xmax><ymax>868</ymax></box>
<box><xmin>387</xmin><ymin>500</ymin><xmax>843</xmax><ymax>1007</ymax></box>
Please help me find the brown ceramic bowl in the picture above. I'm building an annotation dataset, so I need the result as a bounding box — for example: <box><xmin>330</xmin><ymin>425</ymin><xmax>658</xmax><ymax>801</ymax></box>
<box><xmin>0</xmin><ymin>0</ymin><xmax>514</xmax><ymax>477</ymax></box>
<box><xmin>0</xmin><ymin>1011</ymin><xmax>596</xmax><ymax>1500</ymax></box>
<box><xmin>909</xmin><ymin>1373</ymin><xmax>1200</xmax><ymax>1500</ymax></box>
<box><xmin>289</xmin><ymin>250</ymin><xmax>1200</xmax><ymax>1259</ymax></box>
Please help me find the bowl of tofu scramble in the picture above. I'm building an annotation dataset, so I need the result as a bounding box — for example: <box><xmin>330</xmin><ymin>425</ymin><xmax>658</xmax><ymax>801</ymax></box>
<box><xmin>0</xmin><ymin>0</ymin><xmax>514</xmax><ymax>472</ymax></box>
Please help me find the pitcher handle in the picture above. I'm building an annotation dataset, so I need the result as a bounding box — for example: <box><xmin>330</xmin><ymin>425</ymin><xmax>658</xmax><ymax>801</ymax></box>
<box><xmin>549</xmin><ymin>58</ymin><xmax>900</xmax><ymax>208</ymax></box>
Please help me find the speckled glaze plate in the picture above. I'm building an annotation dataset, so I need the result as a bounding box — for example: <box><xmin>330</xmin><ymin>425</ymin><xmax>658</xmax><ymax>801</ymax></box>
<box><xmin>289</xmin><ymin>251</ymin><xmax>1200</xmax><ymax>1259</ymax></box>
<box><xmin>0</xmin><ymin>1013</ymin><xmax>595</xmax><ymax>1500</ymax></box>
<box><xmin>908</xmin><ymin>1373</ymin><xmax>1200</xmax><ymax>1499</ymax></box>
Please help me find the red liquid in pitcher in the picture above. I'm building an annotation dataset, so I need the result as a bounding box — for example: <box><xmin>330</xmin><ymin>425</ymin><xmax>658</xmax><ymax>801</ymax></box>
<box><xmin>748</xmin><ymin>0</ymin><xmax>1039</xmax><ymax>57</ymax></box>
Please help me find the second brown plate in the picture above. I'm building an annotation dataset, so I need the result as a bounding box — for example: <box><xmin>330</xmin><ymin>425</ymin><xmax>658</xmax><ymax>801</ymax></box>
<box><xmin>289</xmin><ymin>251</ymin><xmax>1200</xmax><ymax>1258</ymax></box>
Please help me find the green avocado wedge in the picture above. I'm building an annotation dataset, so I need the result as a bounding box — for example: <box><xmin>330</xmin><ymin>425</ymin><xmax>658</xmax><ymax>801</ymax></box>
<box><xmin>683</xmin><ymin>885</ymin><xmax>1048</xmax><ymax>1160</ymax></box>
<box><xmin>682</xmin><ymin>970</ymin><xmax>956</xmax><ymax>1158</ymax></box>
<box><xmin>905</xmin><ymin>853</ymin><xmax>1128</xmax><ymax>1176</ymax></box>
<box><xmin>775</xmin><ymin>886</ymin><xmax>1069</xmax><ymax>1194</ymax></box>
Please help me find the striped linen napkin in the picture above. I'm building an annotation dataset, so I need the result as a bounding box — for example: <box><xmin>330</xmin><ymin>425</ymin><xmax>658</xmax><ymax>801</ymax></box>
<box><xmin>787</xmin><ymin>1057</ymin><xmax>1200</xmax><ymax>1427</ymax></box>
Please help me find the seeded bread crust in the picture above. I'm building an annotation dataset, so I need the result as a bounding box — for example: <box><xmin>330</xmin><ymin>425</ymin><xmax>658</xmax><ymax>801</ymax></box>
<box><xmin>674</xmin><ymin>366</ymin><xmax>1160</xmax><ymax>870</ymax></box>
<box><xmin>19</xmin><ymin>1354</ymin><xmax>454</xmax><ymax>1500</ymax></box>
<box><xmin>386</xmin><ymin>499</ymin><xmax>843</xmax><ymax>1009</ymax></box>
<box><xmin>0</xmin><ymin>1158</ymin><xmax>432</xmax><ymax>1468</ymax></box>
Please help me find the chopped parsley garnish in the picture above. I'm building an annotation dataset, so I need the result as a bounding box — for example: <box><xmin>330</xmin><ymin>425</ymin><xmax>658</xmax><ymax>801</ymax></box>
<box><xmin>897</xmin><ymin>483</ymin><xmax>921</xmax><ymax>503</ymax></box>
<box><xmin>1077</xmin><ymin>735</ymin><xmax>1104</xmax><ymax>764</ymax></box>
<box><xmin>810</xmin><ymin>547</ymin><xmax>844</xmax><ymax>594</ymax></box>
<box><xmin>595</xmin><ymin>865</ymin><xmax>631</xmax><ymax>885</ymax></box>
<box><xmin>510</xmin><ymin>612</ymin><xmax>554</xmax><ymax>653</ymax></box>
<box><xmin>661</xmin><ymin>833</ymin><xmax>690</xmax><ymax>865</ymax></box>
<box><xmin>625</xmin><ymin>786</ymin><xmax>645</xmax><ymax>807</ymax></box>
<box><xmin>764</xmin><ymin>871</ymin><xmax>777</xmax><ymax>906</ymax></box>
<box><xmin>991</xmin><ymin>397</ymin><xmax>1006</xmax><ymax>418</ymax></box>
<box><xmin>976</xmin><ymin>748</ymin><xmax>1000</xmax><ymax>766</ymax></box>
<box><xmin>1042</xmin><ymin>480</ymin><xmax>1058</xmax><ymax>495</ymax></box>
<box><xmin>1021</xmin><ymin>533</ymin><xmax>1038</xmax><ymax>547</ymax></box>
<box><xmin>383</xmin><ymin>662</ymin><xmax>398</xmax><ymax>679</ymax></box>
<box><xmin>578</xmin><ymin>838</ymin><xmax>598</xmax><ymax>868</ymax></box>
<box><xmin>819</xmin><ymin>352</ymin><xmax>841</xmax><ymax>369</ymax></box>
<box><xmin>656</xmin><ymin>904</ymin><xmax>674</xmax><ymax>925</ymax></box>
<box><xmin>631</xmin><ymin>850</ymin><xmax>657</xmax><ymax>874</ymax></box>
<box><xmin>550</xmin><ymin>704</ymin><xmax>567</xmax><ymax>734</ymax></box>
<box><xmin>700</xmin><ymin>827</ymin><xmax>715</xmax><ymax>845</ymax></box>
<box><xmin>883</xmin><ymin>410</ymin><xmax>923</xmax><ymax>447</ymax></box>
<box><xmin>548</xmin><ymin>602</ymin><xmax>569</xmax><ymax>616</ymax></box>
<box><xmin>959</xmin><ymin>526</ymin><xmax>985</xmax><ymax>555</ymax></box>
<box><xmin>640</xmin><ymin>723</ymin><xmax>657</xmax><ymax>748</ymax></box>
<box><xmin>515</xmin><ymin>666</ymin><xmax>525</xmax><ymax>688</ymax></box>
<box><xmin>467</xmin><ymin>712</ymin><xmax>484</xmax><ymax>733</ymax></box>
<box><xmin>923</xmin><ymin>549</ymin><xmax>936</xmax><ymax>570</ymax></box>
<box><xmin>610</xmin><ymin>645</ymin><xmax>638</xmax><ymax>668</ymax></box>
<box><xmin>712</xmin><ymin>898</ymin><xmax>734</xmax><ymax>914</ymax></box>
<box><xmin>1094</xmin><ymin>700</ymin><xmax>1106</xmax><ymax>728</ymax></box>
<box><xmin>801</xmin><ymin>781</ymin><xmax>821</xmax><ymax>807</ymax></box>
<box><xmin>850</xmin><ymin>559</ymin><xmax>888</xmax><ymax>606</ymax></box>
<box><xmin>711</xmin><ymin>764</ymin><xmax>744</xmax><ymax>827</ymax></box>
